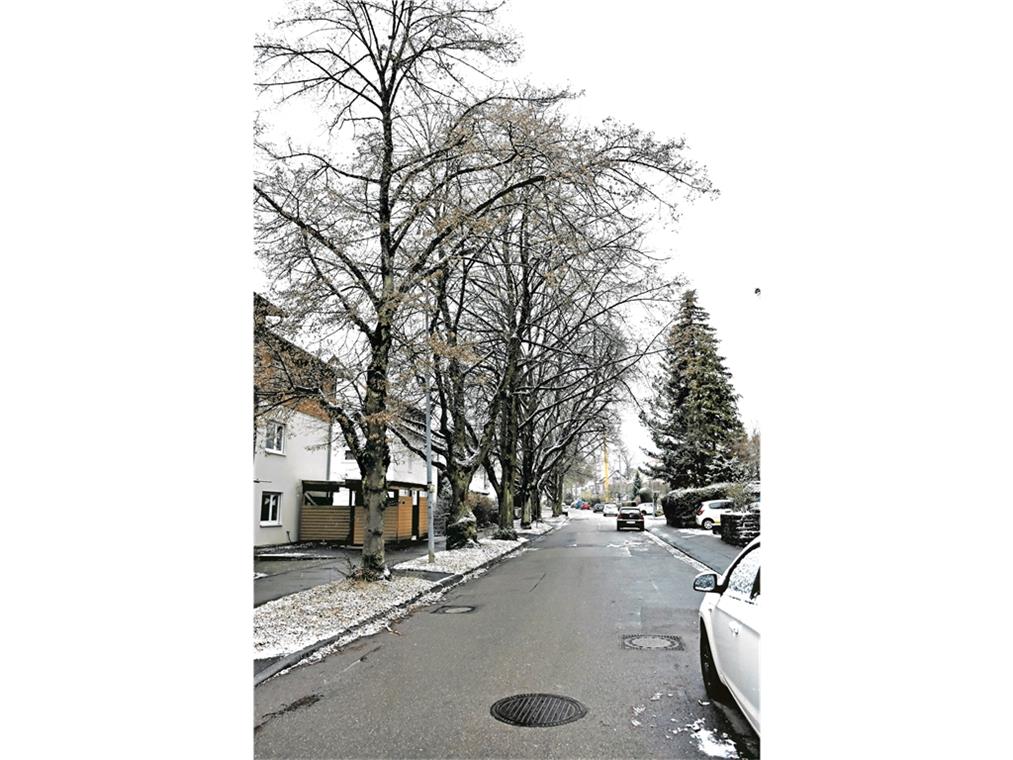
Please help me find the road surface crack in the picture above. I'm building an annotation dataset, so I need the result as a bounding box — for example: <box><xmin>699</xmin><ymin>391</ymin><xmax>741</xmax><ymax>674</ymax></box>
<box><xmin>255</xmin><ymin>693</ymin><xmax>323</xmax><ymax>733</ymax></box>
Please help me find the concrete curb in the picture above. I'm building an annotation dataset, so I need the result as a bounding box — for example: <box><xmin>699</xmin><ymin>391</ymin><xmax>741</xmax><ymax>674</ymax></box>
<box><xmin>254</xmin><ymin>520</ymin><xmax>563</xmax><ymax>687</ymax></box>
<box><xmin>645</xmin><ymin>526</ymin><xmax>719</xmax><ymax>573</ymax></box>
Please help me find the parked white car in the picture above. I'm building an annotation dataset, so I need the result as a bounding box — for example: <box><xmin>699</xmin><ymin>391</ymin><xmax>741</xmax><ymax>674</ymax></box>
<box><xmin>692</xmin><ymin>538</ymin><xmax>760</xmax><ymax>735</ymax></box>
<box><xmin>694</xmin><ymin>499</ymin><xmax>734</xmax><ymax>529</ymax></box>
<box><xmin>602</xmin><ymin>503</ymin><xmax>619</xmax><ymax>517</ymax></box>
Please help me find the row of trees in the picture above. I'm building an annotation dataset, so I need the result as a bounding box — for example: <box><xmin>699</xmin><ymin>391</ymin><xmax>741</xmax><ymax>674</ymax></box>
<box><xmin>254</xmin><ymin>0</ymin><xmax>714</xmax><ymax>577</ymax></box>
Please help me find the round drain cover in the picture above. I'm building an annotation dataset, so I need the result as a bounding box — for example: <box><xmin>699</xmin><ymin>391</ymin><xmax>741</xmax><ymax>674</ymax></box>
<box><xmin>490</xmin><ymin>693</ymin><xmax>587</xmax><ymax>727</ymax></box>
<box><xmin>624</xmin><ymin>634</ymin><xmax>683</xmax><ymax>650</ymax></box>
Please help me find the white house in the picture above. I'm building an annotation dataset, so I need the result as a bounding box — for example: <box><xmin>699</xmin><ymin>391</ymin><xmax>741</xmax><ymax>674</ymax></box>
<box><xmin>254</xmin><ymin>409</ymin><xmax>342</xmax><ymax>547</ymax></box>
<box><xmin>254</xmin><ymin>294</ymin><xmax>439</xmax><ymax>547</ymax></box>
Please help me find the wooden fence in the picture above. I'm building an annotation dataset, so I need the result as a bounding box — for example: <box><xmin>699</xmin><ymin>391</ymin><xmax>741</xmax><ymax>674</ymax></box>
<box><xmin>301</xmin><ymin>496</ymin><xmax>428</xmax><ymax>546</ymax></box>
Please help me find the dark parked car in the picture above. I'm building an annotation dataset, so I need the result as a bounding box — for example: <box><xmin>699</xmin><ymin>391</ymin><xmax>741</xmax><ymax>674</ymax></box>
<box><xmin>617</xmin><ymin>507</ymin><xmax>645</xmax><ymax>531</ymax></box>
<box><xmin>592</xmin><ymin>502</ymin><xmax>604</xmax><ymax>513</ymax></box>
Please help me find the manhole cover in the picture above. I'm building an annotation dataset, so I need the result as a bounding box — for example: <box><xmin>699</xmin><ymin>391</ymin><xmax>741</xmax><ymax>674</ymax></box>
<box><xmin>622</xmin><ymin>634</ymin><xmax>684</xmax><ymax>650</ymax></box>
<box><xmin>432</xmin><ymin>605</ymin><xmax>476</xmax><ymax>614</ymax></box>
<box><xmin>490</xmin><ymin>693</ymin><xmax>587</xmax><ymax>727</ymax></box>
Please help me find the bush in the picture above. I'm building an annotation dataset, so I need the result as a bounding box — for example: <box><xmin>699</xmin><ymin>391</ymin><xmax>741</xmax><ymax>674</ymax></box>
<box><xmin>661</xmin><ymin>483</ymin><xmax>736</xmax><ymax>527</ymax></box>
<box><xmin>724</xmin><ymin>482</ymin><xmax>754</xmax><ymax>511</ymax></box>
<box><xmin>589</xmin><ymin>496</ymin><xmax>602</xmax><ymax>505</ymax></box>
<box><xmin>637</xmin><ymin>489</ymin><xmax>654</xmax><ymax>504</ymax></box>
<box><xmin>466</xmin><ymin>492</ymin><xmax>498</xmax><ymax>528</ymax></box>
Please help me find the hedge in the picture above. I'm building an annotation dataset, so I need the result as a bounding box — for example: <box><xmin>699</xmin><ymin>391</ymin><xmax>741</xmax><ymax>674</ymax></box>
<box><xmin>720</xmin><ymin>511</ymin><xmax>760</xmax><ymax>547</ymax></box>
<box><xmin>660</xmin><ymin>483</ymin><xmax>736</xmax><ymax>527</ymax></box>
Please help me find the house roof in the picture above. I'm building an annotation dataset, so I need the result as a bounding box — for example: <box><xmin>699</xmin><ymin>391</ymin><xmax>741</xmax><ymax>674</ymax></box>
<box><xmin>254</xmin><ymin>292</ymin><xmax>285</xmax><ymax>321</ymax></box>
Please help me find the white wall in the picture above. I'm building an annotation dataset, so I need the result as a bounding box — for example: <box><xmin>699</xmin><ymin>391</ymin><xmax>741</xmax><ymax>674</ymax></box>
<box><xmin>253</xmin><ymin>409</ymin><xmax>330</xmax><ymax>547</ymax></box>
<box><xmin>468</xmin><ymin>465</ymin><xmax>493</xmax><ymax>496</ymax></box>
<box><xmin>334</xmin><ymin>437</ymin><xmax>437</xmax><ymax>494</ymax></box>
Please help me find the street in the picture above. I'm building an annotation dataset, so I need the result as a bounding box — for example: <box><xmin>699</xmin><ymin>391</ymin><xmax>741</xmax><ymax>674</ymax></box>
<box><xmin>254</xmin><ymin>511</ymin><xmax>759</xmax><ymax>759</ymax></box>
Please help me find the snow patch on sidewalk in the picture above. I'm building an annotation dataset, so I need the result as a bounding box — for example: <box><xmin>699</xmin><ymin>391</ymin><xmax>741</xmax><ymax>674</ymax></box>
<box><xmin>394</xmin><ymin>538</ymin><xmax>526</xmax><ymax>574</ymax></box>
<box><xmin>254</xmin><ymin>575</ymin><xmax>436</xmax><ymax>658</ymax></box>
<box><xmin>284</xmin><ymin>588</ymin><xmax>450</xmax><ymax>673</ymax></box>
<box><xmin>517</xmin><ymin>515</ymin><xmax>567</xmax><ymax>535</ymax></box>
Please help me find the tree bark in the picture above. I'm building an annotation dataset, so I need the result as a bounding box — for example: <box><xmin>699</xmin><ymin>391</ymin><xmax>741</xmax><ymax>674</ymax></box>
<box><xmin>359</xmin><ymin>333</ymin><xmax>392</xmax><ymax>576</ymax></box>
<box><xmin>497</xmin><ymin>390</ymin><xmax>518</xmax><ymax>538</ymax></box>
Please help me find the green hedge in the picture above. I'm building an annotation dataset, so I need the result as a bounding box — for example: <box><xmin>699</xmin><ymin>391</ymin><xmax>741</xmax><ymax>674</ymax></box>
<box><xmin>661</xmin><ymin>483</ymin><xmax>736</xmax><ymax>527</ymax></box>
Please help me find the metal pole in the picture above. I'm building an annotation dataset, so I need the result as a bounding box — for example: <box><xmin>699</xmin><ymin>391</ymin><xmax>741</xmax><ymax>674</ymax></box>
<box><xmin>425</xmin><ymin>371</ymin><xmax>435</xmax><ymax>563</ymax></box>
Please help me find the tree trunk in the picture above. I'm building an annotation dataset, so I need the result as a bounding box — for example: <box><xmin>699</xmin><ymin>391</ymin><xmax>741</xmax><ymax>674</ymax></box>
<box><xmin>518</xmin><ymin>427</ymin><xmax>533</xmax><ymax>529</ymax></box>
<box><xmin>360</xmin><ymin>445</ymin><xmax>389</xmax><ymax>577</ymax></box>
<box><xmin>445</xmin><ymin>470</ymin><xmax>478</xmax><ymax>549</ymax></box>
<box><xmin>359</xmin><ymin>317</ymin><xmax>393</xmax><ymax>577</ymax></box>
<box><xmin>551</xmin><ymin>472</ymin><xmax>564</xmax><ymax>517</ymax></box>
<box><xmin>496</xmin><ymin>392</ymin><xmax>518</xmax><ymax>539</ymax></box>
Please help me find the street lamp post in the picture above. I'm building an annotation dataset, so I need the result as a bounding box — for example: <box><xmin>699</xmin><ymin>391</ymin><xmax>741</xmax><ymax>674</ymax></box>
<box><xmin>425</xmin><ymin>372</ymin><xmax>435</xmax><ymax>564</ymax></box>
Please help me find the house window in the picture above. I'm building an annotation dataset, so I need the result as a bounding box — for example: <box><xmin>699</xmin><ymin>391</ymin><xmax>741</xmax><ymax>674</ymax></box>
<box><xmin>344</xmin><ymin>448</ymin><xmax>356</xmax><ymax>460</ymax></box>
<box><xmin>265</xmin><ymin>421</ymin><xmax>285</xmax><ymax>454</ymax></box>
<box><xmin>260</xmin><ymin>492</ymin><xmax>282</xmax><ymax>526</ymax></box>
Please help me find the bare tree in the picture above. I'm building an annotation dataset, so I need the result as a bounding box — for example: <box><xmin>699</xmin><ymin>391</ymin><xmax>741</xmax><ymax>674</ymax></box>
<box><xmin>255</xmin><ymin>1</ymin><xmax>568</xmax><ymax>576</ymax></box>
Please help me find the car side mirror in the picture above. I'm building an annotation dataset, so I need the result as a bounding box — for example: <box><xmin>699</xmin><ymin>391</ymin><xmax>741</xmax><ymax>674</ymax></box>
<box><xmin>693</xmin><ymin>572</ymin><xmax>719</xmax><ymax>592</ymax></box>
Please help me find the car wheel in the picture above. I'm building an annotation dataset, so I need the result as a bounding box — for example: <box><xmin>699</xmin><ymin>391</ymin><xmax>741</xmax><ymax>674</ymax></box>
<box><xmin>702</xmin><ymin>518</ymin><xmax>714</xmax><ymax>530</ymax></box>
<box><xmin>699</xmin><ymin>625</ymin><xmax>730</xmax><ymax>700</ymax></box>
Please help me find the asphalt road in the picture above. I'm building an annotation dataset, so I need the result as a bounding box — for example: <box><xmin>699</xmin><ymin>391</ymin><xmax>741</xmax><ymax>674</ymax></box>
<box><xmin>254</xmin><ymin>510</ymin><xmax>759</xmax><ymax>758</ymax></box>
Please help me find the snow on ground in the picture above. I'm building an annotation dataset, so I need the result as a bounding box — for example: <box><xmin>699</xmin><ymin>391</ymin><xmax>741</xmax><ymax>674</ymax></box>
<box><xmin>255</xmin><ymin>552</ymin><xmax>321</xmax><ymax>558</ymax></box>
<box><xmin>254</xmin><ymin>572</ymin><xmax>268</xmax><ymax>580</ymax></box>
<box><xmin>278</xmin><ymin>587</ymin><xmax>449</xmax><ymax>675</ymax></box>
<box><xmin>687</xmin><ymin>718</ymin><xmax>740</xmax><ymax>758</ymax></box>
<box><xmin>677</xmin><ymin>528</ymin><xmax>717</xmax><ymax>536</ymax></box>
<box><xmin>517</xmin><ymin>515</ymin><xmax>568</xmax><ymax>535</ymax></box>
<box><xmin>254</xmin><ymin>575</ymin><xmax>436</xmax><ymax>658</ymax></box>
<box><xmin>395</xmin><ymin>538</ymin><xmax>526</xmax><ymax>574</ymax></box>
<box><xmin>395</xmin><ymin>516</ymin><xmax>565</xmax><ymax>574</ymax></box>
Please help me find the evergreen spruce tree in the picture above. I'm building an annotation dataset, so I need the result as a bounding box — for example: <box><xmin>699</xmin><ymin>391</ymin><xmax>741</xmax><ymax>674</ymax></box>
<box><xmin>641</xmin><ymin>289</ymin><xmax>745</xmax><ymax>488</ymax></box>
<box><xmin>632</xmin><ymin>470</ymin><xmax>643</xmax><ymax>498</ymax></box>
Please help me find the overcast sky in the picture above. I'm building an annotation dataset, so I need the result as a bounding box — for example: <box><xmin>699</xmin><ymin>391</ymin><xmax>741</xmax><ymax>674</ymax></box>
<box><xmin>498</xmin><ymin>2</ymin><xmax>765</xmax><ymax>441</ymax></box>
<box><xmin>255</xmin><ymin>0</ymin><xmax>766</xmax><ymax>467</ymax></box>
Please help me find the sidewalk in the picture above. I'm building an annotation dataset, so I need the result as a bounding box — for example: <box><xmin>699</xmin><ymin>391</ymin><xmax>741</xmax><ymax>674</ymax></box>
<box><xmin>646</xmin><ymin>519</ymin><xmax>743</xmax><ymax>574</ymax></box>
<box><xmin>255</xmin><ymin>536</ymin><xmax>454</xmax><ymax>607</ymax></box>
